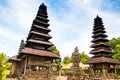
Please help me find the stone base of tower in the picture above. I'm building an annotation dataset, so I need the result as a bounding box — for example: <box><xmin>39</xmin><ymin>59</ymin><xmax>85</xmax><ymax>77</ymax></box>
<box><xmin>18</xmin><ymin>72</ymin><xmax>57</xmax><ymax>80</ymax></box>
<box><xmin>93</xmin><ymin>73</ymin><xmax>119</xmax><ymax>80</ymax></box>
<box><xmin>18</xmin><ymin>72</ymin><xmax>48</xmax><ymax>80</ymax></box>
<box><xmin>17</xmin><ymin>57</ymin><xmax>59</xmax><ymax>80</ymax></box>
<box><xmin>67</xmin><ymin>67</ymin><xmax>85</xmax><ymax>80</ymax></box>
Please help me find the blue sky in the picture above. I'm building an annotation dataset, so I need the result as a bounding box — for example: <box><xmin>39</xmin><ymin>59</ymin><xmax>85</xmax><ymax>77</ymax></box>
<box><xmin>0</xmin><ymin>0</ymin><xmax>120</xmax><ymax>58</ymax></box>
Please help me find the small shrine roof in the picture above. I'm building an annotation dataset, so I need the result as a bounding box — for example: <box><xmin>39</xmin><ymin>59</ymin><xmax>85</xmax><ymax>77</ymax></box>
<box><xmin>9</xmin><ymin>55</ymin><xmax>21</xmax><ymax>61</ymax></box>
<box><xmin>62</xmin><ymin>63</ymin><xmax>89</xmax><ymax>70</ymax></box>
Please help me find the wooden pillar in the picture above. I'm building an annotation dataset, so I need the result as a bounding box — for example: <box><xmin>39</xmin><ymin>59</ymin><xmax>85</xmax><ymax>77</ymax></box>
<box><xmin>115</xmin><ymin>65</ymin><xmax>117</xmax><ymax>75</ymax></box>
<box><xmin>24</xmin><ymin>57</ymin><xmax>27</xmax><ymax>74</ymax></box>
<box><xmin>102</xmin><ymin>64</ymin><xmax>106</xmax><ymax>79</ymax></box>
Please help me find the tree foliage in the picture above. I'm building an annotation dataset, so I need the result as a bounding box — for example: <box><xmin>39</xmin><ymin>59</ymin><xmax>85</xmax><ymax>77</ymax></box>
<box><xmin>48</xmin><ymin>46</ymin><xmax>61</xmax><ymax>63</ymax></box>
<box><xmin>79</xmin><ymin>52</ymin><xmax>90</xmax><ymax>63</ymax></box>
<box><xmin>107</xmin><ymin>37</ymin><xmax>120</xmax><ymax>60</ymax></box>
<box><xmin>0</xmin><ymin>53</ymin><xmax>12</xmax><ymax>80</ymax></box>
<box><xmin>62</xmin><ymin>52</ymin><xmax>89</xmax><ymax>65</ymax></box>
<box><xmin>48</xmin><ymin>46</ymin><xmax>61</xmax><ymax>70</ymax></box>
<box><xmin>62</xmin><ymin>56</ymin><xmax>71</xmax><ymax>65</ymax></box>
<box><xmin>48</xmin><ymin>46</ymin><xmax>60</xmax><ymax>56</ymax></box>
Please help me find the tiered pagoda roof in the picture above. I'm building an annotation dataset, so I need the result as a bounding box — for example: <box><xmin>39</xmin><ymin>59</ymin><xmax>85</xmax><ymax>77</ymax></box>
<box><xmin>85</xmin><ymin>16</ymin><xmax>120</xmax><ymax>64</ymax></box>
<box><xmin>18</xmin><ymin>3</ymin><xmax>59</xmax><ymax>59</ymax></box>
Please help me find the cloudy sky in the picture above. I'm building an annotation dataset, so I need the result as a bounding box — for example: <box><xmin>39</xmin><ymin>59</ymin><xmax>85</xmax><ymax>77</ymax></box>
<box><xmin>0</xmin><ymin>0</ymin><xmax>120</xmax><ymax>58</ymax></box>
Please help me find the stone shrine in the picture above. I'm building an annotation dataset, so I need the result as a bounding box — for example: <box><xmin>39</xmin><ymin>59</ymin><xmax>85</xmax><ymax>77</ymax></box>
<box><xmin>67</xmin><ymin>47</ymin><xmax>85</xmax><ymax>80</ymax></box>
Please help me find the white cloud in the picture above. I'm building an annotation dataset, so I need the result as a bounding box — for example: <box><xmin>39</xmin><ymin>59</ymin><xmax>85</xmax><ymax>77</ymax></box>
<box><xmin>59</xmin><ymin>32</ymin><xmax>92</xmax><ymax>58</ymax></box>
<box><xmin>0</xmin><ymin>25</ymin><xmax>22</xmax><ymax>41</ymax></box>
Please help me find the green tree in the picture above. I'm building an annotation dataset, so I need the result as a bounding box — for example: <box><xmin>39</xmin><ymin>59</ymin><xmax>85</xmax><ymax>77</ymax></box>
<box><xmin>107</xmin><ymin>37</ymin><xmax>120</xmax><ymax>49</ymax></box>
<box><xmin>48</xmin><ymin>46</ymin><xmax>61</xmax><ymax>63</ymax></box>
<box><xmin>112</xmin><ymin>44</ymin><xmax>120</xmax><ymax>60</ymax></box>
<box><xmin>62</xmin><ymin>56</ymin><xmax>71</xmax><ymax>65</ymax></box>
<box><xmin>0</xmin><ymin>53</ymin><xmax>11</xmax><ymax>80</ymax></box>
<box><xmin>107</xmin><ymin>37</ymin><xmax>120</xmax><ymax>60</ymax></box>
<box><xmin>79</xmin><ymin>52</ymin><xmax>89</xmax><ymax>63</ymax></box>
<box><xmin>48</xmin><ymin>46</ymin><xmax>61</xmax><ymax>70</ymax></box>
<box><xmin>48</xmin><ymin>46</ymin><xmax>60</xmax><ymax>56</ymax></box>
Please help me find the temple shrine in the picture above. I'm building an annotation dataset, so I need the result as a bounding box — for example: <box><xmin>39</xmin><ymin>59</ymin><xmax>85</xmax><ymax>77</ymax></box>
<box><xmin>85</xmin><ymin>16</ymin><xmax>120</xmax><ymax>79</ymax></box>
<box><xmin>67</xmin><ymin>47</ymin><xmax>85</xmax><ymax>80</ymax></box>
<box><xmin>9</xmin><ymin>3</ymin><xmax>60</xmax><ymax>80</ymax></box>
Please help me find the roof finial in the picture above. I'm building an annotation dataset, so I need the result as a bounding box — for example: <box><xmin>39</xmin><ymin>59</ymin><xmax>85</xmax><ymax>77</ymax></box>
<box><xmin>75</xmin><ymin>46</ymin><xmax>79</xmax><ymax>52</ymax></box>
<box><xmin>96</xmin><ymin>15</ymin><xmax>99</xmax><ymax>18</ymax></box>
<box><xmin>42</xmin><ymin>3</ymin><xmax>45</xmax><ymax>5</ymax></box>
<box><xmin>41</xmin><ymin>3</ymin><xmax>46</xmax><ymax>6</ymax></box>
<box><xmin>40</xmin><ymin>3</ymin><xmax>46</xmax><ymax>7</ymax></box>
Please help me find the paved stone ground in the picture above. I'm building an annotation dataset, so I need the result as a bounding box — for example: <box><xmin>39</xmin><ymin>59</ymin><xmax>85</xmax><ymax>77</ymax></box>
<box><xmin>6</xmin><ymin>78</ymin><xmax>120</xmax><ymax>80</ymax></box>
<box><xmin>6</xmin><ymin>78</ymin><xmax>17</xmax><ymax>80</ymax></box>
<box><xmin>56</xmin><ymin>76</ymin><xmax>67</xmax><ymax>80</ymax></box>
<box><xmin>6</xmin><ymin>76</ymin><xmax>68</xmax><ymax>80</ymax></box>
<box><xmin>6</xmin><ymin>76</ymin><xmax>119</xmax><ymax>80</ymax></box>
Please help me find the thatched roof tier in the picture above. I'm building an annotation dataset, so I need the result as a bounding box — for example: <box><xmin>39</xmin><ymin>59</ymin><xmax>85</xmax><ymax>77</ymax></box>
<box><xmin>37</xmin><ymin>13</ymin><xmax>48</xmax><ymax>18</ymax></box>
<box><xmin>36</xmin><ymin>16</ymin><xmax>49</xmax><ymax>22</ymax></box>
<box><xmin>85</xmin><ymin>56</ymin><xmax>120</xmax><ymax>64</ymax></box>
<box><xmin>27</xmin><ymin>39</ymin><xmax>53</xmax><ymax>46</ymax></box>
<box><xmin>30</xmin><ymin>31</ymin><xmax>52</xmax><ymax>38</ymax></box>
<box><xmin>92</xmin><ymin>33</ymin><xmax>108</xmax><ymax>38</ymax></box>
<box><xmin>93</xmin><ymin>25</ymin><xmax>105</xmax><ymax>30</ymax></box>
<box><xmin>90</xmin><ymin>42</ymin><xmax>110</xmax><ymax>48</ymax></box>
<box><xmin>33</xmin><ymin>20</ymin><xmax>50</xmax><ymax>27</ymax></box>
<box><xmin>20</xmin><ymin>47</ymin><xmax>59</xmax><ymax>59</ymax></box>
<box><xmin>33</xmin><ymin>25</ymin><xmax>51</xmax><ymax>31</ymax></box>
<box><xmin>38</xmin><ymin>9</ymin><xmax>47</xmax><ymax>15</ymax></box>
<box><xmin>92</xmin><ymin>29</ymin><xmax>106</xmax><ymax>34</ymax></box>
<box><xmin>90</xmin><ymin>49</ymin><xmax>112</xmax><ymax>54</ymax></box>
<box><xmin>91</xmin><ymin>37</ymin><xmax>109</xmax><ymax>42</ymax></box>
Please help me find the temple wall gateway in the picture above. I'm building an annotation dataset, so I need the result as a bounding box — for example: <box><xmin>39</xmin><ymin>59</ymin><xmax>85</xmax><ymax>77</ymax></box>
<box><xmin>18</xmin><ymin>55</ymin><xmax>58</xmax><ymax>80</ymax></box>
<box><xmin>10</xmin><ymin>61</ymin><xmax>21</xmax><ymax>77</ymax></box>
